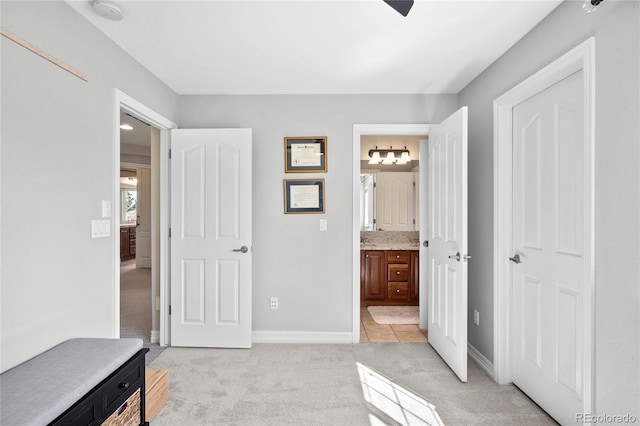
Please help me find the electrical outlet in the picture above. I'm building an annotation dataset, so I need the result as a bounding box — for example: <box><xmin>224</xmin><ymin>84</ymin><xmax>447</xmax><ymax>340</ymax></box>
<box><xmin>270</xmin><ymin>297</ymin><xmax>278</xmax><ymax>310</ymax></box>
<box><xmin>473</xmin><ymin>309</ymin><xmax>480</xmax><ymax>326</ymax></box>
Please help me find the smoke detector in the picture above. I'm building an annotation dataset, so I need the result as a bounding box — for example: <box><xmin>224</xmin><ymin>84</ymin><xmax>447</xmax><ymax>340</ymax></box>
<box><xmin>92</xmin><ymin>0</ymin><xmax>124</xmax><ymax>21</ymax></box>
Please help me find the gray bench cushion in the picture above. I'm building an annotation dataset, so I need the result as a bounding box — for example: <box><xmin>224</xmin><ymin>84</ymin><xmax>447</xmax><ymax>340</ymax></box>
<box><xmin>0</xmin><ymin>338</ymin><xmax>143</xmax><ymax>426</ymax></box>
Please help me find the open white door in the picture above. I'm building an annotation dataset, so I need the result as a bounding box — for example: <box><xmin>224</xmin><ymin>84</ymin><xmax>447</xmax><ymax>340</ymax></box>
<box><xmin>170</xmin><ymin>129</ymin><xmax>252</xmax><ymax>348</ymax></box>
<box><xmin>424</xmin><ymin>107</ymin><xmax>469</xmax><ymax>382</ymax></box>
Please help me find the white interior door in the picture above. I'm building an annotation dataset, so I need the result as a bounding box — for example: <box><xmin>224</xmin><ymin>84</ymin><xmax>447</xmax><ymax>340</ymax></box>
<box><xmin>424</xmin><ymin>107</ymin><xmax>469</xmax><ymax>382</ymax></box>
<box><xmin>136</xmin><ymin>167</ymin><xmax>151</xmax><ymax>269</ymax></box>
<box><xmin>170</xmin><ymin>128</ymin><xmax>252</xmax><ymax>348</ymax></box>
<box><xmin>511</xmin><ymin>70</ymin><xmax>585</xmax><ymax>424</ymax></box>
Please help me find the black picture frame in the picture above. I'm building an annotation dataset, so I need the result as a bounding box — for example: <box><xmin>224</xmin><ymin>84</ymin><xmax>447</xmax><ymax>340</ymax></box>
<box><xmin>284</xmin><ymin>179</ymin><xmax>325</xmax><ymax>214</ymax></box>
<box><xmin>284</xmin><ymin>137</ymin><xmax>327</xmax><ymax>173</ymax></box>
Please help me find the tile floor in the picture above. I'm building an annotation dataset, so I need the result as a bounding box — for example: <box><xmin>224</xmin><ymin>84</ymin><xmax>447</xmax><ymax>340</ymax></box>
<box><xmin>360</xmin><ymin>307</ymin><xmax>428</xmax><ymax>343</ymax></box>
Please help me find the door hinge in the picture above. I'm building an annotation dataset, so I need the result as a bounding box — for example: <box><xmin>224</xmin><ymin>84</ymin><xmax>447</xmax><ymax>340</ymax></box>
<box><xmin>169</xmin><ymin>228</ymin><xmax>171</xmax><ymax>238</ymax></box>
<box><xmin>373</xmin><ymin>182</ymin><xmax>376</xmax><ymax>188</ymax></box>
<box><xmin>169</xmin><ymin>149</ymin><xmax>172</xmax><ymax>159</ymax></box>
<box><xmin>169</xmin><ymin>305</ymin><xmax>171</xmax><ymax>315</ymax></box>
<box><xmin>413</xmin><ymin>219</ymin><xmax>416</xmax><ymax>224</ymax></box>
<box><xmin>373</xmin><ymin>219</ymin><xmax>376</xmax><ymax>224</ymax></box>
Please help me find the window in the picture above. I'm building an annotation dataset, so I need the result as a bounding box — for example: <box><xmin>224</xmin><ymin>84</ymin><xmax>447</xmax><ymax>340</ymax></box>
<box><xmin>121</xmin><ymin>189</ymin><xmax>137</xmax><ymax>223</ymax></box>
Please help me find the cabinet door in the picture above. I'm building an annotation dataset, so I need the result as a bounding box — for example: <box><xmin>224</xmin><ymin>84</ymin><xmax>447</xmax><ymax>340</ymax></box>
<box><xmin>410</xmin><ymin>251</ymin><xmax>419</xmax><ymax>301</ymax></box>
<box><xmin>120</xmin><ymin>228</ymin><xmax>130</xmax><ymax>259</ymax></box>
<box><xmin>362</xmin><ymin>251</ymin><xmax>386</xmax><ymax>300</ymax></box>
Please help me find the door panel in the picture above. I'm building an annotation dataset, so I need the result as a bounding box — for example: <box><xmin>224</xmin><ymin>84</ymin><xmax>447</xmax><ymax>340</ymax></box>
<box><xmin>426</xmin><ymin>107</ymin><xmax>468</xmax><ymax>382</ymax></box>
<box><xmin>170</xmin><ymin>129</ymin><xmax>252</xmax><ymax>348</ymax></box>
<box><xmin>512</xmin><ymin>71</ymin><xmax>584</xmax><ymax>424</ymax></box>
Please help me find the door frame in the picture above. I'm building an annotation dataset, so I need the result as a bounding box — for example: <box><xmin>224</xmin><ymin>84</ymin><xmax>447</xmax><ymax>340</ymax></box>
<box><xmin>114</xmin><ymin>89</ymin><xmax>177</xmax><ymax>345</ymax></box>
<box><xmin>493</xmin><ymin>38</ymin><xmax>595</xmax><ymax>411</ymax></box>
<box><xmin>352</xmin><ymin>124</ymin><xmax>430</xmax><ymax>343</ymax></box>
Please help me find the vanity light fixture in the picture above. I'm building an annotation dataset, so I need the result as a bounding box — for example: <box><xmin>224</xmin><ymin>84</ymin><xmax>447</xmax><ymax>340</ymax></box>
<box><xmin>368</xmin><ymin>146</ymin><xmax>411</xmax><ymax>165</ymax></box>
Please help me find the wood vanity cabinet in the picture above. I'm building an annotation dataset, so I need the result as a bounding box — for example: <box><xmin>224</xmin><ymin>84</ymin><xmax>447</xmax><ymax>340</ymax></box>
<box><xmin>120</xmin><ymin>226</ymin><xmax>136</xmax><ymax>261</ymax></box>
<box><xmin>361</xmin><ymin>250</ymin><xmax>418</xmax><ymax>305</ymax></box>
<box><xmin>361</xmin><ymin>251</ymin><xmax>386</xmax><ymax>300</ymax></box>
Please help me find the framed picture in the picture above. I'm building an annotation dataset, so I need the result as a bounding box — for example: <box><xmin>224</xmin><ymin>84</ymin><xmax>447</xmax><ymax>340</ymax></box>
<box><xmin>284</xmin><ymin>179</ymin><xmax>325</xmax><ymax>214</ymax></box>
<box><xmin>284</xmin><ymin>136</ymin><xmax>327</xmax><ymax>173</ymax></box>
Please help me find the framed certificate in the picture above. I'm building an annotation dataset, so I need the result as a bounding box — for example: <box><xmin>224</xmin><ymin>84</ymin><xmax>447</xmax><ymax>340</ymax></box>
<box><xmin>284</xmin><ymin>137</ymin><xmax>327</xmax><ymax>173</ymax></box>
<box><xmin>284</xmin><ymin>179</ymin><xmax>325</xmax><ymax>214</ymax></box>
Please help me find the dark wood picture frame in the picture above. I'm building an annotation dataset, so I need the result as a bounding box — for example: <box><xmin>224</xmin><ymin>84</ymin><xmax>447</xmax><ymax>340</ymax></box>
<box><xmin>284</xmin><ymin>136</ymin><xmax>327</xmax><ymax>173</ymax></box>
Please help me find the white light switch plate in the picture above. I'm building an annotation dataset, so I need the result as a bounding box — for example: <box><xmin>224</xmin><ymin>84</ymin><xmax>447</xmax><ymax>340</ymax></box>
<box><xmin>91</xmin><ymin>219</ymin><xmax>111</xmax><ymax>238</ymax></box>
<box><xmin>101</xmin><ymin>200</ymin><xmax>111</xmax><ymax>218</ymax></box>
<box><xmin>319</xmin><ymin>219</ymin><xmax>327</xmax><ymax>231</ymax></box>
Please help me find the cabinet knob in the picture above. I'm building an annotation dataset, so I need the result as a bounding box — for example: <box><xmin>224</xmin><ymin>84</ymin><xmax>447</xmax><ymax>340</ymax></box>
<box><xmin>120</xmin><ymin>382</ymin><xmax>130</xmax><ymax>389</ymax></box>
<box><xmin>396</xmin><ymin>289</ymin><xmax>400</xmax><ymax>293</ymax></box>
<box><xmin>396</xmin><ymin>271</ymin><xmax>400</xmax><ymax>275</ymax></box>
<box><xmin>396</xmin><ymin>255</ymin><xmax>400</xmax><ymax>258</ymax></box>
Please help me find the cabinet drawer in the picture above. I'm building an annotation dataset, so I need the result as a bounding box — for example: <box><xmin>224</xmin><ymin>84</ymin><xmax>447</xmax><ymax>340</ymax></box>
<box><xmin>388</xmin><ymin>283</ymin><xmax>409</xmax><ymax>300</ymax></box>
<box><xmin>388</xmin><ymin>264</ymin><xmax>409</xmax><ymax>282</ymax></box>
<box><xmin>104</xmin><ymin>360</ymin><xmax>143</xmax><ymax>410</ymax></box>
<box><xmin>386</xmin><ymin>251</ymin><xmax>410</xmax><ymax>263</ymax></box>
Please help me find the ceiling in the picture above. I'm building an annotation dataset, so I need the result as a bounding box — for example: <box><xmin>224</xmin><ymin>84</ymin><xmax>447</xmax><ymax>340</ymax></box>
<box><xmin>66</xmin><ymin>0</ymin><xmax>563</xmax><ymax>95</ymax></box>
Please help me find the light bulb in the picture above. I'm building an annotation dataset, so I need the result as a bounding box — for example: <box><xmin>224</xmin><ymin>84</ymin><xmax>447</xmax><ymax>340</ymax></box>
<box><xmin>382</xmin><ymin>151</ymin><xmax>395</xmax><ymax>165</ymax></box>
<box><xmin>400</xmin><ymin>151</ymin><xmax>410</xmax><ymax>162</ymax></box>
<box><xmin>368</xmin><ymin>151</ymin><xmax>382</xmax><ymax>164</ymax></box>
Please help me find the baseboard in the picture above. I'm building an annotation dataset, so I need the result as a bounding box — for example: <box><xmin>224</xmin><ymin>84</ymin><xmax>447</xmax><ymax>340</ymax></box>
<box><xmin>136</xmin><ymin>258</ymin><xmax>152</xmax><ymax>269</ymax></box>
<box><xmin>468</xmin><ymin>343</ymin><xmax>494</xmax><ymax>378</ymax></box>
<box><xmin>252</xmin><ymin>330</ymin><xmax>353</xmax><ymax>344</ymax></box>
<box><xmin>150</xmin><ymin>330</ymin><xmax>160</xmax><ymax>344</ymax></box>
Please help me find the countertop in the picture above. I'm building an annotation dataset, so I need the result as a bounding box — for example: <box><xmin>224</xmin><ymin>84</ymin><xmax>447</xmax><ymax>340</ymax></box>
<box><xmin>360</xmin><ymin>243</ymin><xmax>419</xmax><ymax>251</ymax></box>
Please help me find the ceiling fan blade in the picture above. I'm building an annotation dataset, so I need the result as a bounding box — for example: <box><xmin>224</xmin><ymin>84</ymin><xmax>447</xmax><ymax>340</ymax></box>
<box><xmin>383</xmin><ymin>0</ymin><xmax>414</xmax><ymax>17</ymax></box>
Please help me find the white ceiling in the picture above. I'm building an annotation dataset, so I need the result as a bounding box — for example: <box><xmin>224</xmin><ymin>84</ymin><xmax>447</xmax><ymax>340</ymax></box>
<box><xmin>66</xmin><ymin>0</ymin><xmax>563</xmax><ymax>95</ymax></box>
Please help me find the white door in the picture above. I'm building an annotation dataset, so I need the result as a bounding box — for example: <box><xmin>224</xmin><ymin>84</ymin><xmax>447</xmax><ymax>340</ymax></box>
<box><xmin>376</xmin><ymin>172</ymin><xmax>415</xmax><ymax>231</ymax></box>
<box><xmin>136</xmin><ymin>168</ymin><xmax>151</xmax><ymax>269</ymax></box>
<box><xmin>423</xmin><ymin>107</ymin><xmax>469</xmax><ymax>382</ymax></box>
<box><xmin>511</xmin><ymin>70</ymin><xmax>584</xmax><ymax>424</ymax></box>
<box><xmin>170</xmin><ymin>129</ymin><xmax>252</xmax><ymax>348</ymax></box>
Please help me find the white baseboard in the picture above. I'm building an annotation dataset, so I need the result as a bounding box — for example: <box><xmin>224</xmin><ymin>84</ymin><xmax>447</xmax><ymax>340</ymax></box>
<box><xmin>252</xmin><ymin>330</ymin><xmax>353</xmax><ymax>344</ymax></box>
<box><xmin>150</xmin><ymin>330</ymin><xmax>160</xmax><ymax>344</ymax></box>
<box><xmin>468</xmin><ymin>343</ymin><xmax>494</xmax><ymax>378</ymax></box>
<box><xmin>136</xmin><ymin>258</ymin><xmax>152</xmax><ymax>269</ymax></box>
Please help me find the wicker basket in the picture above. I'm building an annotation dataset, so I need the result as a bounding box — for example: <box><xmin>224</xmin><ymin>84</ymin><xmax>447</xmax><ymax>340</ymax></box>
<box><xmin>102</xmin><ymin>389</ymin><xmax>141</xmax><ymax>426</ymax></box>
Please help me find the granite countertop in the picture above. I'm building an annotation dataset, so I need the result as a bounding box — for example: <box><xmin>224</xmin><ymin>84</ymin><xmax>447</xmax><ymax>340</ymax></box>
<box><xmin>360</xmin><ymin>243</ymin><xmax>419</xmax><ymax>251</ymax></box>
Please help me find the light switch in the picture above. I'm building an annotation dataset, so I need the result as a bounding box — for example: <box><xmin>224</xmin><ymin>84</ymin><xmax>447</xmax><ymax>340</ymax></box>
<box><xmin>101</xmin><ymin>200</ymin><xmax>111</xmax><ymax>218</ymax></box>
<box><xmin>91</xmin><ymin>219</ymin><xmax>111</xmax><ymax>238</ymax></box>
<box><xmin>319</xmin><ymin>219</ymin><xmax>327</xmax><ymax>231</ymax></box>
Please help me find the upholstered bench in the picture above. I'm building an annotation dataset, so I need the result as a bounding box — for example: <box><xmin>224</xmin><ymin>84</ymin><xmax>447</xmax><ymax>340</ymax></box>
<box><xmin>0</xmin><ymin>338</ymin><xmax>148</xmax><ymax>426</ymax></box>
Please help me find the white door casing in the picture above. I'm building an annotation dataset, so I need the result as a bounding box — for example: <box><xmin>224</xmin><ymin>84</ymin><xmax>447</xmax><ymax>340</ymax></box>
<box><xmin>426</xmin><ymin>107</ymin><xmax>469</xmax><ymax>382</ymax></box>
<box><xmin>170</xmin><ymin>129</ymin><xmax>252</xmax><ymax>348</ymax></box>
<box><xmin>493</xmin><ymin>38</ymin><xmax>594</xmax><ymax>420</ymax></box>
<box><xmin>512</xmin><ymin>70</ymin><xmax>585</xmax><ymax>425</ymax></box>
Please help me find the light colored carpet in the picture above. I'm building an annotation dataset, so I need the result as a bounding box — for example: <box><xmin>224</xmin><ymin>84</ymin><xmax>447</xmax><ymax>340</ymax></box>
<box><xmin>148</xmin><ymin>343</ymin><xmax>557</xmax><ymax>425</ymax></box>
<box><xmin>368</xmin><ymin>306</ymin><xmax>419</xmax><ymax>325</ymax></box>
<box><xmin>120</xmin><ymin>260</ymin><xmax>166</xmax><ymax>365</ymax></box>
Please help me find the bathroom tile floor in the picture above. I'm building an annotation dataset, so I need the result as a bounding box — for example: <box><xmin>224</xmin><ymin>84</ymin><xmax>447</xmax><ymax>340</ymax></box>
<box><xmin>360</xmin><ymin>307</ymin><xmax>428</xmax><ymax>343</ymax></box>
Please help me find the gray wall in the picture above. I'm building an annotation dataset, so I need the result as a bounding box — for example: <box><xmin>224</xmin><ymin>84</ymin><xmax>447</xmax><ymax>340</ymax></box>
<box><xmin>459</xmin><ymin>0</ymin><xmax>639</xmax><ymax>417</ymax></box>
<box><xmin>0</xmin><ymin>1</ymin><xmax>178</xmax><ymax>371</ymax></box>
<box><xmin>178</xmin><ymin>95</ymin><xmax>458</xmax><ymax>333</ymax></box>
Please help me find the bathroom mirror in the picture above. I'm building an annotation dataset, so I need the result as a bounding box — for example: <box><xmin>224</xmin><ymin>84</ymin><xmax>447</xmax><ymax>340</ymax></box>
<box><xmin>360</xmin><ymin>174</ymin><xmax>376</xmax><ymax>231</ymax></box>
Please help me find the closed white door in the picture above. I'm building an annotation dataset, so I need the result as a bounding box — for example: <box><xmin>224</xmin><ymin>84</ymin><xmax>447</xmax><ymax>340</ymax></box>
<box><xmin>376</xmin><ymin>172</ymin><xmax>415</xmax><ymax>231</ymax></box>
<box><xmin>425</xmin><ymin>107</ymin><xmax>469</xmax><ymax>382</ymax></box>
<box><xmin>135</xmin><ymin>168</ymin><xmax>151</xmax><ymax>269</ymax></box>
<box><xmin>170</xmin><ymin>129</ymin><xmax>252</xmax><ymax>348</ymax></box>
<box><xmin>511</xmin><ymin>70</ymin><xmax>584</xmax><ymax>424</ymax></box>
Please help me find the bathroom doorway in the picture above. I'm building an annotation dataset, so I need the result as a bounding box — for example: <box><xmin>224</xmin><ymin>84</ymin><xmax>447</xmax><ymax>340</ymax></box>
<box><xmin>357</xmin><ymin>131</ymin><xmax>427</xmax><ymax>343</ymax></box>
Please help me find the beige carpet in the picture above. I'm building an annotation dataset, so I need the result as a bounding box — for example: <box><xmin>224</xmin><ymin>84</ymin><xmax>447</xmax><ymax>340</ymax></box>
<box><xmin>367</xmin><ymin>305</ymin><xmax>419</xmax><ymax>325</ymax></box>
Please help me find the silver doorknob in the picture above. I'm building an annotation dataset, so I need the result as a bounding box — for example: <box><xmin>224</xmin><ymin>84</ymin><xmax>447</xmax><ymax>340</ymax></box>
<box><xmin>233</xmin><ymin>246</ymin><xmax>249</xmax><ymax>254</ymax></box>
<box><xmin>509</xmin><ymin>253</ymin><xmax>522</xmax><ymax>264</ymax></box>
<box><xmin>449</xmin><ymin>252</ymin><xmax>461</xmax><ymax>261</ymax></box>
